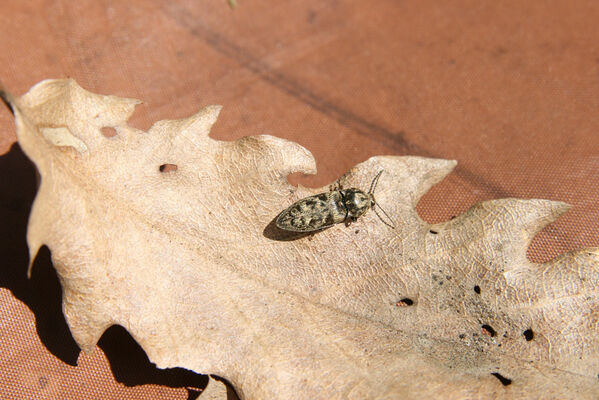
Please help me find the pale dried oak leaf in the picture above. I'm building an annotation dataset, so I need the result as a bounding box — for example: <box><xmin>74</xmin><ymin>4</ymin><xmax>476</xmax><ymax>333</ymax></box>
<box><xmin>5</xmin><ymin>79</ymin><xmax>599</xmax><ymax>399</ymax></box>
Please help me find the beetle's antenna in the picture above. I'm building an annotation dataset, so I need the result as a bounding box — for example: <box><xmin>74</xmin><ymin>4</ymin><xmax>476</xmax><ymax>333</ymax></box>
<box><xmin>368</xmin><ymin>170</ymin><xmax>395</xmax><ymax>229</ymax></box>
<box><xmin>374</xmin><ymin>203</ymin><xmax>396</xmax><ymax>229</ymax></box>
<box><xmin>369</xmin><ymin>170</ymin><xmax>384</xmax><ymax>194</ymax></box>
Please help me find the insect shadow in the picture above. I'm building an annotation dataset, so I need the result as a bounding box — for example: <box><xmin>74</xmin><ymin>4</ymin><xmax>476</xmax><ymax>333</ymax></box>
<box><xmin>263</xmin><ymin>214</ymin><xmax>327</xmax><ymax>241</ymax></box>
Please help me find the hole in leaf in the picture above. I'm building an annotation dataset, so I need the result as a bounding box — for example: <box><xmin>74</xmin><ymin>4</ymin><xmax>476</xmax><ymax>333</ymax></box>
<box><xmin>481</xmin><ymin>324</ymin><xmax>496</xmax><ymax>337</ymax></box>
<box><xmin>491</xmin><ymin>372</ymin><xmax>512</xmax><ymax>386</ymax></box>
<box><xmin>395</xmin><ymin>298</ymin><xmax>414</xmax><ymax>307</ymax></box>
<box><xmin>159</xmin><ymin>164</ymin><xmax>178</xmax><ymax>172</ymax></box>
<box><xmin>523</xmin><ymin>328</ymin><xmax>534</xmax><ymax>341</ymax></box>
<box><xmin>429</xmin><ymin>229</ymin><xmax>438</xmax><ymax>234</ymax></box>
<box><xmin>474</xmin><ymin>285</ymin><xmax>481</xmax><ymax>294</ymax></box>
<box><xmin>101</xmin><ymin>127</ymin><xmax>117</xmax><ymax>137</ymax></box>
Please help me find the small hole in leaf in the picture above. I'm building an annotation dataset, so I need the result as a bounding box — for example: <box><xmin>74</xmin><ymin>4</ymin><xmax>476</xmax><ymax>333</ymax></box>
<box><xmin>159</xmin><ymin>164</ymin><xmax>178</xmax><ymax>172</ymax></box>
<box><xmin>491</xmin><ymin>372</ymin><xmax>512</xmax><ymax>386</ymax></box>
<box><xmin>395</xmin><ymin>298</ymin><xmax>414</xmax><ymax>307</ymax></box>
<box><xmin>474</xmin><ymin>285</ymin><xmax>481</xmax><ymax>294</ymax></box>
<box><xmin>429</xmin><ymin>229</ymin><xmax>438</xmax><ymax>234</ymax></box>
<box><xmin>481</xmin><ymin>324</ymin><xmax>496</xmax><ymax>337</ymax></box>
<box><xmin>523</xmin><ymin>329</ymin><xmax>534</xmax><ymax>341</ymax></box>
<box><xmin>101</xmin><ymin>127</ymin><xmax>117</xmax><ymax>137</ymax></box>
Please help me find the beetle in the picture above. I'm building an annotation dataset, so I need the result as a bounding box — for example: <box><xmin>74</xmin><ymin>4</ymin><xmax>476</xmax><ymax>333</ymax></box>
<box><xmin>275</xmin><ymin>170</ymin><xmax>395</xmax><ymax>232</ymax></box>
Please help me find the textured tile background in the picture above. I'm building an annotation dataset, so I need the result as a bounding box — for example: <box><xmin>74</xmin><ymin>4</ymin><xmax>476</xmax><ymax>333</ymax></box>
<box><xmin>1</xmin><ymin>1</ymin><xmax>598</xmax><ymax>398</ymax></box>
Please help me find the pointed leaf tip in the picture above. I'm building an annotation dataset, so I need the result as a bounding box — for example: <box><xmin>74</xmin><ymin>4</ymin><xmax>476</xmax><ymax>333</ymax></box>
<box><xmin>187</xmin><ymin>104</ymin><xmax>222</xmax><ymax>134</ymax></box>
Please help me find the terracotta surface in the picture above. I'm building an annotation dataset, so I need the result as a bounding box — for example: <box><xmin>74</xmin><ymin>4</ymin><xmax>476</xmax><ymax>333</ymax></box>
<box><xmin>1</xmin><ymin>1</ymin><xmax>598</xmax><ymax>398</ymax></box>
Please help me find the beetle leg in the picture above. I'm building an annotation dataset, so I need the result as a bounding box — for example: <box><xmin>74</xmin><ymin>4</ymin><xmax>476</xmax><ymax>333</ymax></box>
<box><xmin>345</xmin><ymin>216</ymin><xmax>357</xmax><ymax>227</ymax></box>
<box><xmin>330</xmin><ymin>179</ymin><xmax>343</xmax><ymax>192</ymax></box>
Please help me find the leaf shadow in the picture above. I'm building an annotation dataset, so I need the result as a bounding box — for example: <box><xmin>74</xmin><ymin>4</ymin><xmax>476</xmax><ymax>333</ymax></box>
<box><xmin>0</xmin><ymin>143</ymin><xmax>81</xmax><ymax>365</ymax></box>
<box><xmin>98</xmin><ymin>325</ymin><xmax>212</xmax><ymax>398</ymax></box>
<box><xmin>0</xmin><ymin>143</ymin><xmax>240</xmax><ymax>399</ymax></box>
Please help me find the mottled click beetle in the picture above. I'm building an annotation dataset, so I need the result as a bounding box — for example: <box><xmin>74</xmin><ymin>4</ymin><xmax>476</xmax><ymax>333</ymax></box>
<box><xmin>275</xmin><ymin>170</ymin><xmax>395</xmax><ymax>232</ymax></box>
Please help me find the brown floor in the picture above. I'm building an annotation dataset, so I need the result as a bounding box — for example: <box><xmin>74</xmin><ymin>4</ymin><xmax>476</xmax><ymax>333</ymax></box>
<box><xmin>1</xmin><ymin>1</ymin><xmax>598</xmax><ymax>399</ymax></box>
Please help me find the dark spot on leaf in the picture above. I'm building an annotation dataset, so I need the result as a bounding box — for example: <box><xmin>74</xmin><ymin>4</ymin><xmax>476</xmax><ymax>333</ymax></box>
<box><xmin>491</xmin><ymin>372</ymin><xmax>512</xmax><ymax>386</ymax></box>
<box><xmin>474</xmin><ymin>285</ymin><xmax>481</xmax><ymax>294</ymax></box>
<box><xmin>101</xmin><ymin>127</ymin><xmax>117</xmax><ymax>137</ymax></box>
<box><xmin>159</xmin><ymin>164</ymin><xmax>178</xmax><ymax>172</ymax></box>
<box><xmin>354</xmin><ymin>229</ymin><xmax>359</xmax><ymax>234</ymax></box>
<box><xmin>523</xmin><ymin>329</ymin><xmax>534</xmax><ymax>341</ymax></box>
<box><xmin>481</xmin><ymin>324</ymin><xmax>496</xmax><ymax>337</ymax></box>
<box><xmin>459</xmin><ymin>334</ymin><xmax>466</xmax><ymax>339</ymax></box>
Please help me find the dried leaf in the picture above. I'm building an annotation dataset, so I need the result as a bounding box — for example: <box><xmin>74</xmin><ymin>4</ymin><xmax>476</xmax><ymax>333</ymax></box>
<box><xmin>4</xmin><ymin>79</ymin><xmax>599</xmax><ymax>399</ymax></box>
<box><xmin>201</xmin><ymin>377</ymin><xmax>229</xmax><ymax>400</ymax></box>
